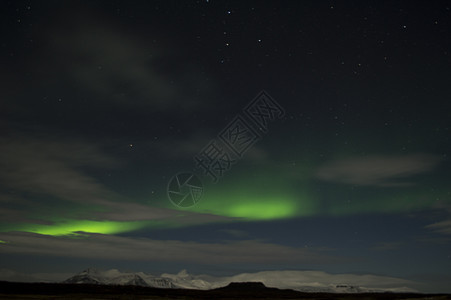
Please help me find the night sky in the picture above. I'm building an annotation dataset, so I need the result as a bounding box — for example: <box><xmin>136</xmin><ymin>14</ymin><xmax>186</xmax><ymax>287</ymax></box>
<box><xmin>1</xmin><ymin>0</ymin><xmax>451</xmax><ymax>293</ymax></box>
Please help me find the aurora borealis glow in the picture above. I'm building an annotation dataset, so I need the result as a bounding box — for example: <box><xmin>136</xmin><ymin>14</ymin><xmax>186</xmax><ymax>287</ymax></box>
<box><xmin>1</xmin><ymin>0</ymin><xmax>451</xmax><ymax>293</ymax></box>
<box><xmin>21</xmin><ymin>220</ymin><xmax>150</xmax><ymax>237</ymax></box>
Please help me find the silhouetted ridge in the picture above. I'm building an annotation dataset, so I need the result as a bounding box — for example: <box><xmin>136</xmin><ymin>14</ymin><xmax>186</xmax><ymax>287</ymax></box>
<box><xmin>216</xmin><ymin>281</ymin><xmax>268</xmax><ymax>290</ymax></box>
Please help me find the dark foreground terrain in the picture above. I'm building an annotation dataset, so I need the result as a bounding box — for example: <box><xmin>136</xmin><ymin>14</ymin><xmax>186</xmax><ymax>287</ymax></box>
<box><xmin>0</xmin><ymin>281</ymin><xmax>450</xmax><ymax>300</ymax></box>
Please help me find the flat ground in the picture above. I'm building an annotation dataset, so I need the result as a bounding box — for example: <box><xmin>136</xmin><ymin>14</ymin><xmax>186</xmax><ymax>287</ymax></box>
<box><xmin>0</xmin><ymin>281</ymin><xmax>450</xmax><ymax>300</ymax></box>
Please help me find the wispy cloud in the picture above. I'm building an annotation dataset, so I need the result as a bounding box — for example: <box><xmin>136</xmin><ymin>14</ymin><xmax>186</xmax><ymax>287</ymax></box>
<box><xmin>0</xmin><ymin>135</ymin><xmax>233</xmax><ymax>233</ymax></box>
<box><xmin>202</xmin><ymin>270</ymin><xmax>417</xmax><ymax>292</ymax></box>
<box><xmin>0</xmin><ymin>135</ymin><xmax>120</xmax><ymax>211</ymax></box>
<box><xmin>426</xmin><ymin>220</ymin><xmax>451</xmax><ymax>235</ymax></box>
<box><xmin>424</xmin><ymin>204</ymin><xmax>451</xmax><ymax>236</ymax></box>
<box><xmin>0</xmin><ymin>269</ymin><xmax>73</xmax><ymax>283</ymax></box>
<box><xmin>0</xmin><ymin>232</ymin><xmax>337</xmax><ymax>265</ymax></box>
<box><xmin>218</xmin><ymin>229</ymin><xmax>249</xmax><ymax>238</ymax></box>
<box><xmin>1</xmin><ymin>7</ymin><xmax>217</xmax><ymax>117</ymax></box>
<box><xmin>315</xmin><ymin>154</ymin><xmax>442</xmax><ymax>187</ymax></box>
<box><xmin>44</xmin><ymin>24</ymin><xmax>176</xmax><ymax>110</ymax></box>
<box><xmin>32</xmin><ymin>13</ymin><xmax>215</xmax><ymax>113</ymax></box>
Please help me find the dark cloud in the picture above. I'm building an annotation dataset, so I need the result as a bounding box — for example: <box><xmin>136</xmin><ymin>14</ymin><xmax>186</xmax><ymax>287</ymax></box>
<box><xmin>0</xmin><ymin>232</ymin><xmax>337</xmax><ymax>265</ymax></box>
<box><xmin>315</xmin><ymin>154</ymin><xmax>442</xmax><ymax>187</ymax></box>
<box><xmin>0</xmin><ymin>135</ymin><xmax>119</xmax><ymax>206</ymax></box>
<box><xmin>0</xmin><ymin>269</ymin><xmax>73</xmax><ymax>283</ymax></box>
<box><xmin>31</xmin><ymin>14</ymin><xmax>216</xmax><ymax>113</ymax></box>
<box><xmin>0</xmin><ymin>134</ymin><xmax>232</xmax><ymax>226</ymax></box>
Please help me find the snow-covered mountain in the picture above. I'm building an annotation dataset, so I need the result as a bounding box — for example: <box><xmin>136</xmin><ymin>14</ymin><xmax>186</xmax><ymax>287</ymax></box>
<box><xmin>63</xmin><ymin>268</ymin><xmax>418</xmax><ymax>293</ymax></box>
<box><xmin>63</xmin><ymin>268</ymin><xmax>174</xmax><ymax>288</ymax></box>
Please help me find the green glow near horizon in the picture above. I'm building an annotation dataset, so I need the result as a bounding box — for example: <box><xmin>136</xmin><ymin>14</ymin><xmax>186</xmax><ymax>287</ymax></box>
<box><xmin>165</xmin><ymin>165</ymin><xmax>320</xmax><ymax>220</ymax></box>
<box><xmin>222</xmin><ymin>200</ymin><xmax>298</xmax><ymax>219</ymax></box>
<box><xmin>2</xmin><ymin>172</ymin><xmax>446</xmax><ymax>237</ymax></box>
<box><xmin>7</xmin><ymin>220</ymin><xmax>150</xmax><ymax>237</ymax></box>
<box><xmin>183</xmin><ymin>174</ymin><xmax>318</xmax><ymax>220</ymax></box>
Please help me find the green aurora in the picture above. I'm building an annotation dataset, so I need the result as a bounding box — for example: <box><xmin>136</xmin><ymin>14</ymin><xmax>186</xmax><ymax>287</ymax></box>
<box><xmin>0</xmin><ymin>168</ymin><xmax>448</xmax><ymax>237</ymax></box>
<box><xmin>0</xmin><ymin>220</ymin><xmax>150</xmax><ymax>237</ymax></box>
